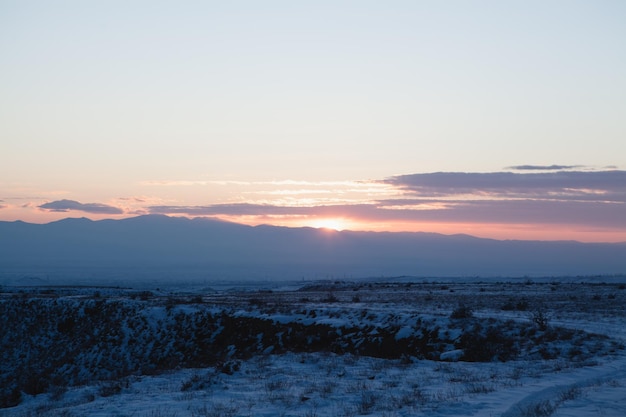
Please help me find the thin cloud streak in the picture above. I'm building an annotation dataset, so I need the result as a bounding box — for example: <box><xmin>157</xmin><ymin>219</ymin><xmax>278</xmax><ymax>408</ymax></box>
<box><xmin>507</xmin><ymin>164</ymin><xmax>583</xmax><ymax>171</ymax></box>
<box><xmin>140</xmin><ymin>180</ymin><xmax>214</xmax><ymax>186</ymax></box>
<box><xmin>140</xmin><ymin>179</ymin><xmax>375</xmax><ymax>187</ymax></box>
<box><xmin>148</xmin><ymin>203</ymin><xmax>375</xmax><ymax>218</ymax></box>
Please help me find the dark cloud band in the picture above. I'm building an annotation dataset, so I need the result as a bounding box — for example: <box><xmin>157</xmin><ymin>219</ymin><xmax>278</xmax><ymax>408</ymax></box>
<box><xmin>39</xmin><ymin>199</ymin><xmax>124</xmax><ymax>215</ymax></box>
<box><xmin>383</xmin><ymin>170</ymin><xmax>626</xmax><ymax>200</ymax></box>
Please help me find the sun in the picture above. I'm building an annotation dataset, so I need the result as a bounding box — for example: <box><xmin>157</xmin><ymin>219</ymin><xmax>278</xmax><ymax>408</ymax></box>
<box><xmin>312</xmin><ymin>218</ymin><xmax>346</xmax><ymax>231</ymax></box>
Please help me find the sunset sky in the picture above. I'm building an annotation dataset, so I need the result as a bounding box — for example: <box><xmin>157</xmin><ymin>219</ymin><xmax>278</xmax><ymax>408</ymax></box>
<box><xmin>1</xmin><ymin>1</ymin><xmax>625</xmax><ymax>242</ymax></box>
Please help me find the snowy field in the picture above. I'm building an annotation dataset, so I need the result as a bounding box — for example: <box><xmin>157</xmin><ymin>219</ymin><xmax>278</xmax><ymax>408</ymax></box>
<box><xmin>1</xmin><ymin>279</ymin><xmax>625</xmax><ymax>417</ymax></box>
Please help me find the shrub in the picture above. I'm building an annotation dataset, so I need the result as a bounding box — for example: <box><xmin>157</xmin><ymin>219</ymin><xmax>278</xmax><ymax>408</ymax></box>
<box><xmin>50</xmin><ymin>385</ymin><xmax>68</xmax><ymax>401</ymax></box>
<box><xmin>249</xmin><ymin>297</ymin><xmax>266</xmax><ymax>306</ymax></box>
<box><xmin>99</xmin><ymin>381</ymin><xmax>123</xmax><ymax>397</ymax></box>
<box><xmin>323</xmin><ymin>292</ymin><xmax>338</xmax><ymax>303</ymax></box>
<box><xmin>458</xmin><ymin>326</ymin><xmax>518</xmax><ymax>362</ymax></box>
<box><xmin>265</xmin><ymin>379</ymin><xmax>287</xmax><ymax>393</ymax></box>
<box><xmin>0</xmin><ymin>385</ymin><xmax>22</xmax><ymax>408</ymax></box>
<box><xmin>450</xmin><ymin>305</ymin><xmax>473</xmax><ymax>319</ymax></box>
<box><xmin>518</xmin><ymin>399</ymin><xmax>556</xmax><ymax>417</ymax></box>
<box><xmin>531</xmin><ymin>310</ymin><xmax>549</xmax><ymax>331</ymax></box>
<box><xmin>503</xmin><ymin>298</ymin><xmax>529</xmax><ymax>311</ymax></box>
<box><xmin>357</xmin><ymin>391</ymin><xmax>377</xmax><ymax>414</ymax></box>
<box><xmin>181</xmin><ymin>374</ymin><xmax>201</xmax><ymax>391</ymax></box>
<box><xmin>181</xmin><ymin>372</ymin><xmax>215</xmax><ymax>391</ymax></box>
<box><xmin>501</xmin><ymin>300</ymin><xmax>515</xmax><ymax>311</ymax></box>
<box><xmin>220</xmin><ymin>360</ymin><xmax>241</xmax><ymax>375</ymax></box>
<box><xmin>558</xmin><ymin>386</ymin><xmax>582</xmax><ymax>402</ymax></box>
<box><xmin>194</xmin><ymin>402</ymin><xmax>239</xmax><ymax>417</ymax></box>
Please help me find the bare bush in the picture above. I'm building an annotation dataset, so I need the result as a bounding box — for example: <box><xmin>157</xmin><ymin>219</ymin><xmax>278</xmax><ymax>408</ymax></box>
<box><xmin>192</xmin><ymin>402</ymin><xmax>238</xmax><ymax>417</ymax></box>
<box><xmin>357</xmin><ymin>391</ymin><xmax>378</xmax><ymax>414</ymax></box>
<box><xmin>531</xmin><ymin>310</ymin><xmax>550</xmax><ymax>331</ymax></box>
<box><xmin>99</xmin><ymin>381</ymin><xmax>123</xmax><ymax>397</ymax></box>
<box><xmin>450</xmin><ymin>305</ymin><xmax>473</xmax><ymax>319</ymax></box>
<box><xmin>518</xmin><ymin>399</ymin><xmax>556</xmax><ymax>417</ymax></box>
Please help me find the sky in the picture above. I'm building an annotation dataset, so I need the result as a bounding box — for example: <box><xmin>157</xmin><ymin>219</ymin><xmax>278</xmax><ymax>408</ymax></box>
<box><xmin>1</xmin><ymin>1</ymin><xmax>625</xmax><ymax>242</ymax></box>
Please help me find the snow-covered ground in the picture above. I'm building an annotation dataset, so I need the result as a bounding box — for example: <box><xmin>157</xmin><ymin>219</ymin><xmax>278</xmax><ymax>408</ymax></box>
<box><xmin>4</xmin><ymin>350</ymin><xmax>625</xmax><ymax>417</ymax></box>
<box><xmin>1</xmin><ymin>280</ymin><xmax>625</xmax><ymax>417</ymax></box>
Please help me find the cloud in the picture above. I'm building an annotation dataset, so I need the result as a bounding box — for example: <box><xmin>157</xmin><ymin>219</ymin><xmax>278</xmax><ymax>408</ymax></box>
<box><xmin>141</xmin><ymin>179</ymin><xmax>367</xmax><ymax>187</ymax></box>
<box><xmin>144</xmin><ymin>168</ymin><xmax>626</xmax><ymax>234</ymax></box>
<box><xmin>383</xmin><ymin>170</ymin><xmax>626</xmax><ymax>201</ymax></box>
<box><xmin>147</xmin><ymin>203</ymin><xmax>376</xmax><ymax>218</ymax></box>
<box><xmin>507</xmin><ymin>164</ymin><xmax>582</xmax><ymax>171</ymax></box>
<box><xmin>376</xmin><ymin>199</ymin><xmax>626</xmax><ymax>228</ymax></box>
<box><xmin>148</xmin><ymin>204</ymin><xmax>273</xmax><ymax>216</ymax></box>
<box><xmin>117</xmin><ymin>197</ymin><xmax>146</xmax><ymax>203</ymax></box>
<box><xmin>146</xmin><ymin>197</ymin><xmax>626</xmax><ymax>230</ymax></box>
<box><xmin>39</xmin><ymin>199</ymin><xmax>124</xmax><ymax>215</ymax></box>
<box><xmin>140</xmin><ymin>180</ymin><xmax>214</xmax><ymax>186</ymax></box>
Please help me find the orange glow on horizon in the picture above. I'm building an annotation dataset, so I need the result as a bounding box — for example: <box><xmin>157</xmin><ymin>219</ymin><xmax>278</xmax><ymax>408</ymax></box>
<box><xmin>2</xmin><ymin>208</ymin><xmax>626</xmax><ymax>243</ymax></box>
<box><xmin>310</xmin><ymin>218</ymin><xmax>347</xmax><ymax>231</ymax></box>
<box><xmin>214</xmin><ymin>215</ymin><xmax>626</xmax><ymax>243</ymax></box>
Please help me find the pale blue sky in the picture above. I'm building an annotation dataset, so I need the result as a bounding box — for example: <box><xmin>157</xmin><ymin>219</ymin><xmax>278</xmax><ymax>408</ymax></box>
<box><xmin>1</xmin><ymin>1</ymin><xmax>625</xmax><ymax>240</ymax></box>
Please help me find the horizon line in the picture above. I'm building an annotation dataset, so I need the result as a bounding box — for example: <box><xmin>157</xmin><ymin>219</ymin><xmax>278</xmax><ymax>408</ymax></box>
<box><xmin>3</xmin><ymin>213</ymin><xmax>625</xmax><ymax>245</ymax></box>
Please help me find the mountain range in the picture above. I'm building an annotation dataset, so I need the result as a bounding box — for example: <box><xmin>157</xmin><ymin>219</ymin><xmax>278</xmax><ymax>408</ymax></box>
<box><xmin>1</xmin><ymin>215</ymin><xmax>624</xmax><ymax>286</ymax></box>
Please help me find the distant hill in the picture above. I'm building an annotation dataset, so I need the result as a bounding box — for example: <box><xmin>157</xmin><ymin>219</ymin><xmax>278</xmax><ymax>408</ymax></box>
<box><xmin>0</xmin><ymin>215</ymin><xmax>624</xmax><ymax>285</ymax></box>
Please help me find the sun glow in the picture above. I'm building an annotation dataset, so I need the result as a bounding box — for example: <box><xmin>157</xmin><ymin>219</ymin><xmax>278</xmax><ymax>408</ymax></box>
<box><xmin>312</xmin><ymin>218</ymin><xmax>346</xmax><ymax>231</ymax></box>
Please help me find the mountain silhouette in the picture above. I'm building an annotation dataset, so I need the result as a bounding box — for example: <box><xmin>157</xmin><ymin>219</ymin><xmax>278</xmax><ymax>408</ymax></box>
<box><xmin>1</xmin><ymin>215</ymin><xmax>624</xmax><ymax>285</ymax></box>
